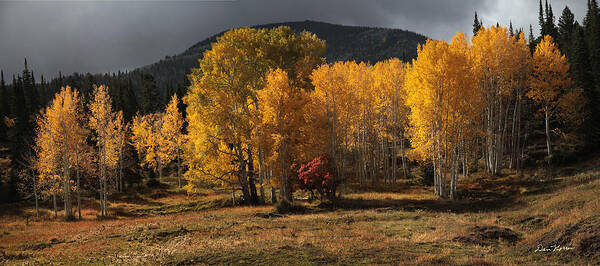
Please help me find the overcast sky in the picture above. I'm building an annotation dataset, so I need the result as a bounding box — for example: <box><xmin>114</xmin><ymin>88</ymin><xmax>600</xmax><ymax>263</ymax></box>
<box><xmin>0</xmin><ymin>0</ymin><xmax>588</xmax><ymax>80</ymax></box>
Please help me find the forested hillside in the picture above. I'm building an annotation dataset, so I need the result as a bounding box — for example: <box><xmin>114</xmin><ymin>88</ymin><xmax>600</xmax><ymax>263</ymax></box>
<box><xmin>129</xmin><ymin>20</ymin><xmax>428</xmax><ymax>96</ymax></box>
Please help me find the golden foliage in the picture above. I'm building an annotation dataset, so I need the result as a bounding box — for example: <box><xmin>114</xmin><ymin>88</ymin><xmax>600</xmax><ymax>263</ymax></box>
<box><xmin>34</xmin><ymin>86</ymin><xmax>86</xmax><ymax>202</ymax></box>
<box><xmin>184</xmin><ymin>26</ymin><xmax>325</xmax><ymax>196</ymax></box>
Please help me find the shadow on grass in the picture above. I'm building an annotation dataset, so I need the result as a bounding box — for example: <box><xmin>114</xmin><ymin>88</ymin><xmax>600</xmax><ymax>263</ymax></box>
<box><xmin>329</xmin><ymin>196</ymin><xmax>516</xmax><ymax>213</ymax></box>
<box><xmin>109</xmin><ymin>192</ymin><xmax>163</xmax><ymax>207</ymax></box>
<box><xmin>0</xmin><ymin>201</ymin><xmax>26</xmax><ymax>217</ymax></box>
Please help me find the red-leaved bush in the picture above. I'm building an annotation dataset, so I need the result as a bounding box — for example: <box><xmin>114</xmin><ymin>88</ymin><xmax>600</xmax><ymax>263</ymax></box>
<box><xmin>297</xmin><ymin>154</ymin><xmax>336</xmax><ymax>199</ymax></box>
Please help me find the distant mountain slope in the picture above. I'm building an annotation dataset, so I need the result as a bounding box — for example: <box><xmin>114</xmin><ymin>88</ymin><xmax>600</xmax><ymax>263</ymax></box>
<box><xmin>129</xmin><ymin>20</ymin><xmax>428</xmax><ymax>94</ymax></box>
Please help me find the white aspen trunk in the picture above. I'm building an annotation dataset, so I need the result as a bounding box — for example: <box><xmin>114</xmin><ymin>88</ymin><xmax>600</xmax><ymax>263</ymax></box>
<box><xmin>510</xmin><ymin>93</ymin><xmax>519</xmax><ymax>169</ymax></box>
<box><xmin>102</xmin><ymin>144</ymin><xmax>106</xmax><ymax>217</ymax></box>
<box><xmin>76</xmin><ymin>148</ymin><xmax>81</xmax><ymax>220</ymax></box>
<box><xmin>99</xmin><ymin>143</ymin><xmax>104</xmax><ymax>217</ymax></box>
<box><xmin>53</xmin><ymin>192</ymin><xmax>57</xmax><ymax>219</ymax></box>
<box><xmin>63</xmin><ymin>159</ymin><xmax>71</xmax><ymax>219</ymax></box>
<box><xmin>515</xmin><ymin>96</ymin><xmax>521</xmax><ymax>169</ymax></box>
<box><xmin>380</xmin><ymin>135</ymin><xmax>386</xmax><ymax>183</ymax></box>
<box><xmin>119</xmin><ymin>143</ymin><xmax>124</xmax><ymax>192</ymax></box>
<box><xmin>157</xmin><ymin>156</ymin><xmax>162</xmax><ymax>181</ymax></box>
<box><xmin>257</xmin><ymin>147</ymin><xmax>265</xmax><ymax>204</ymax></box>
<box><xmin>99</xmin><ymin>189</ymin><xmax>103</xmax><ymax>217</ymax></box>
<box><xmin>545</xmin><ymin>108</ymin><xmax>552</xmax><ymax>158</ymax></box>
<box><xmin>231</xmin><ymin>189</ymin><xmax>236</xmax><ymax>205</ymax></box>
<box><xmin>103</xmin><ymin>163</ymin><xmax>108</xmax><ymax>217</ymax></box>
<box><xmin>270</xmin><ymin>168</ymin><xmax>277</xmax><ymax>204</ymax></box>
<box><xmin>401</xmin><ymin>132</ymin><xmax>407</xmax><ymax>179</ymax></box>
<box><xmin>63</xmin><ymin>130</ymin><xmax>72</xmax><ymax>219</ymax></box>
<box><xmin>392</xmin><ymin>129</ymin><xmax>397</xmax><ymax>185</ymax></box>
<box><xmin>176</xmin><ymin>145</ymin><xmax>182</xmax><ymax>188</ymax></box>
<box><xmin>31</xmin><ymin>169</ymin><xmax>39</xmax><ymax>218</ymax></box>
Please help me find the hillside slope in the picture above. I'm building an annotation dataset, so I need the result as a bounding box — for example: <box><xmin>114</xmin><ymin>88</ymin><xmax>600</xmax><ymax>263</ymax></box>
<box><xmin>129</xmin><ymin>20</ymin><xmax>428</xmax><ymax>94</ymax></box>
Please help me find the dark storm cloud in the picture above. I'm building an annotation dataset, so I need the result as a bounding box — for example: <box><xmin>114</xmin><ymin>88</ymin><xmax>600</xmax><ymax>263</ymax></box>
<box><xmin>0</xmin><ymin>0</ymin><xmax>588</xmax><ymax>80</ymax></box>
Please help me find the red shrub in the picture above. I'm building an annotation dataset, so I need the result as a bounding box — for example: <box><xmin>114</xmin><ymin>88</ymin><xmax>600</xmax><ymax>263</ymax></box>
<box><xmin>297</xmin><ymin>154</ymin><xmax>336</xmax><ymax>199</ymax></box>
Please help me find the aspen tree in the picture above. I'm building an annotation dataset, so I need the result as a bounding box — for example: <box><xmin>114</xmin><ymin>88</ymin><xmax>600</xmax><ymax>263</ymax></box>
<box><xmin>257</xmin><ymin>69</ymin><xmax>309</xmax><ymax>202</ymax></box>
<box><xmin>373</xmin><ymin>58</ymin><xmax>409</xmax><ymax>183</ymax></box>
<box><xmin>89</xmin><ymin>85</ymin><xmax>120</xmax><ymax>217</ymax></box>
<box><xmin>162</xmin><ymin>95</ymin><xmax>185</xmax><ymax>188</ymax></box>
<box><xmin>131</xmin><ymin>113</ymin><xmax>171</xmax><ymax>182</ymax></box>
<box><xmin>35</xmin><ymin>86</ymin><xmax>85</xmax><ymax>219</ymax></box>
<box><xmin>472</xmin><ymin>26</ymin><xmax>529</xmax><ymax>175</ymax></box>
<box><xmin>184</xmin><ymin>26</ymin><xmax>324</xmax><ymax>204</ymax></box>
<box><xmin>405</xmin><ymin>33</ymin><xmax>480</xmax><ymax>198</ymax></box>
<box><xmin>528</xmin><ymin>35</ymin><xmax>583</xmax><ymax>160</ymax></box>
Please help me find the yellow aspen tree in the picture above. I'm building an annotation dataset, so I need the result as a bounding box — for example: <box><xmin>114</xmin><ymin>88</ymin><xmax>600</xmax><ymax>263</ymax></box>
<box><xmin>310</xmin><ymin>61</ymin><xmax>358</xmax><ymax>196</ymax></box>
<box><xmin>502</xmin><ymin>32</ymin><xmax>533</xmax><ymax>171</ymax></box>
<box><xmin>33</xmin><ymin>111</ymin><xmax>61</xmax><ymax>218</ymax></box>
<box><xmin>162</xmin><ymin>94</ymin><xmax>185</xmax><ymax>188</ymax></box>
<box><xmin>131</xmin><ymin>113</ymin><xmax>171</xmax><ymax>181</ymax></box>
<box><xmin>35</xmin><ymin>86</ymin><xmax>85</xmax><ymax>219</ymax></box>
<box><xmin>88</xmin><ymin>84</ymin><xmax>120</xmax><ymax>217</ymax></box>
<box><xmin>184</xmin><ymin>26</ymin><xmax>324</xmax><ymax>205</ymax></box>
<box><xmin>446</xmin><ymin>32</ymin><xmax>481</xmax><ymax>198</ymax></box>
<box><xmin>114</xmin><ymin>111</ymin><xmax>127</xmax><ymax>193</ymax></box>
<box><xmin>527</xmin><ymin>35</ymin><xmax>583</xmax><ymax>159</ymax></box>
<box><xmin>472</xmin><ymin>26</ymin><xmax>526</xmax><ymax>175</ymax></box>
<box><xmin>74</xmin><ymin>107</ymin><xmax>88</xmax><ymax>220</ymax></box>
<box><xmin>405</xmin><ymin>33</ymin><xmax>480</xmax><ymax>199</ymax></box>
<box><xmin>347</xmin><ymin>62</ymin><xmax>375</xmax><ymax>186</ymax></box>
<box><xmin>184</xmin><ymin>28</ymin><xmax>272</xmax><ymax>205</ymax></box>
<box><xmin>257</xmin><ymin>69</ymin><xmax>308</xmax><ymax>202</ymax></box>
<box><xmin>373</xmin><ymin>58</ymin><xmax>409</xmax><ymax>183</ymax></box>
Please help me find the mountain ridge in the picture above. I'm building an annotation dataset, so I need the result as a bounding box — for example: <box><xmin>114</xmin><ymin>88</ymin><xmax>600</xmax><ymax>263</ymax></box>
<box><xmin>129</xmin><ymin>20</ymin><xmax>428</xmax><ymax>94</ymax></box>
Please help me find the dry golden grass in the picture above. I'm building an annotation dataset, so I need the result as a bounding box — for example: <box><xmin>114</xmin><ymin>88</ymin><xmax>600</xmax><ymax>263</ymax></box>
<box><xmin>0</xmin><ymin>169</ymin><xmax>599</xmax><ymax>265</ymax></box>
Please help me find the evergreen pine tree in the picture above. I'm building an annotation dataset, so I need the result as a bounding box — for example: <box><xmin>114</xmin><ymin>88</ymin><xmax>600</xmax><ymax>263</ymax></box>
<box><xmin>572</xmin><ymin>23</ymin><xmax>599</xmax><ymax>148</ymax></box>
<box><xmin>0</xmin><ymin>71</ymin><xmax>8</xmax><ymax>118</ymax></box>
<box><xmin>21</xmin><ymin>58</ymin><xmax>40</xmax><ymax>114</ymax></box>
<box><xmin>12</xmin><ymin>75</ymin><xmax>28</xmax><ymax>133</ymax></box>
<box><xmin>473</xmin><ymin>12</ymin><xmax>482</xmax><ymax>36</ymax></box>
<box><xmin>39</xmin><ymin>75</ymin><xmax>48</xmax><ymax>105</ymax></box>
<box><xmin>558</xmin><ymin>6</ymin><xmax>576</xmax><ymax>56</ymax></box>
<box><xmin>546</xmin><ymin>2</ymin><xmax>558</xmax><ymax>39</ymax></box>
<box><xmin>176</xmin><ymin>74</ymin><xmax>189</xmax><ymax>127</ymax></box>
<box><xmin>82</xmin><ymin>73</ymin><xmax>95</xmax><ymax>101</ymax></box>
<box><xmin>0</xmin><ymin>70</ymin><xmax>6</xmax><ymax>139</ymax></box>
<box><xmin>539</xmin><ymin>0</ymin><xmax>547</xmax><ymax>36</ymax></box>
<box><xmin>584</xmin><ymin>0</ymin><xmax>600</xmax><ymax>87</ymax></box>
<box><xmin>140</xmin><ymin>73</ymin><xmax>159</xmax><ymax>114</ymax></box>
<box><xmin>529</xmin><ymin>24</ymin><xmax>537</xmax><ymax>53</ymax></box>
<box><xmin>112</xmin><ymin>74</ymin><xmax>124</xmax><ymax>113</ymax></box>
<box><xmin>120</xmin><ymin>77</ymin><xmax>138</xmax><ymax>120</ymax></box>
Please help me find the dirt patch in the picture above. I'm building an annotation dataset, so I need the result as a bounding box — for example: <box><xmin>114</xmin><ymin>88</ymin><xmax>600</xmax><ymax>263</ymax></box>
<box><xmin>128</xmin><ymin>227</ymin><xmax>190</xmax><ymax>243</ymax></box>
<box><xmin>453</xmin><ymin>225</ymin><xmax>521</xmax><ymax>246</ymax></box>
<box><xmin>253</xmin><ymin>212</ymin><xmax>284</xmax><ymax>219</ymax></box>
<box><xmin>0</xmin><ymin>250</ymin><xmax>30</xmax><ymax>262</ymax></box>
<box><xmin>148</xmin><ymin>190</ymin><xmax>170</xmax><ymax>199</ymax></box>
<box><xmin>275</xmin><ymin>201</ymin><xmax>309</xmax><ymax>214</ymax></box>
<box><xmin>519</xmin><ymin>214</ymin><xmax>548</xmax><ymax>229</ymax></box>
<box><xmin>20</xmin><ymin>238</ymin><xmax>64</xmax><ymax>251</ymax></box>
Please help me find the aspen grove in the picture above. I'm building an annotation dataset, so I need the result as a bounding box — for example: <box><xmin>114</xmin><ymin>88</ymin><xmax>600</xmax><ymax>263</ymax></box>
<box><xmin>27</xmin><ymin>24</ymin><xmax>583</xmax><ymax>215</ymax></box>
<box><xmin>182</xmin><ymin>25</ymin><xmax>582</xmax><ymax>203</ymax></box>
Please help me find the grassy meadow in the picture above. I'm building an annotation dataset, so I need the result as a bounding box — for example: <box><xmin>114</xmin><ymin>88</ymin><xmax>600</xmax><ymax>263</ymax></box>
<box><xmin>1</xmin><ymin>159</ymin><xmax>600</xmax><ymax>265</ymax></box>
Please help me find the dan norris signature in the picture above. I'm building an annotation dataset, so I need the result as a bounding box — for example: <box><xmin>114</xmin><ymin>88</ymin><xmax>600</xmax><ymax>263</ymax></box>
<box><xmin>534</xmin><ymin>244</ymin><xmax>574</xmax><ymax>252</ymax></box>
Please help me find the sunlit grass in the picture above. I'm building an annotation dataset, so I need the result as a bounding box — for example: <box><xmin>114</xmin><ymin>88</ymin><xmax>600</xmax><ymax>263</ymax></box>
<box><xmin>1</xmin><ymin>170</ymin><xmax>599</xmax><ymax>264</ymax></box>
